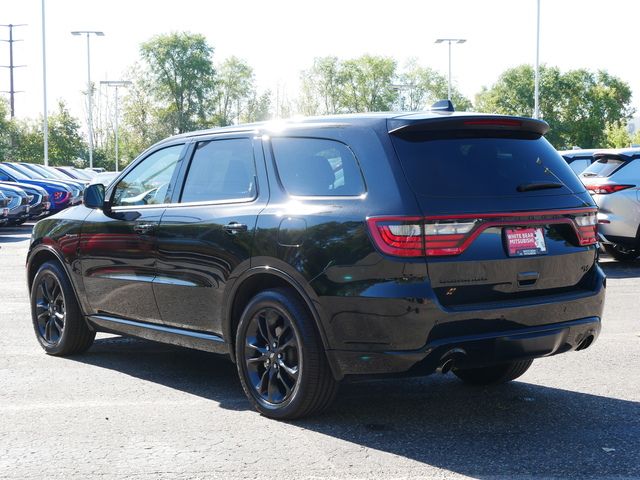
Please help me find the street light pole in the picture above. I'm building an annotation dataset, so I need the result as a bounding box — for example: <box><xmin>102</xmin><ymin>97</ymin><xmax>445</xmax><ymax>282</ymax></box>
<box><xmin>435</xmin><ymin>38</ymin><xmax>466</xmax><ymax>100</ymax></box>
<box><xmin>71</xmin><ymin>30</ymin><xmax>104</xmax><ymax>169</ymax></box>
<box><xmin>100</xmin><ymin>80</ymin><xmax>131</xmax><ymax>173</ymax></box>
<box><xmin>41</xmin><ymin>0</ymin><xmax>48</xmax><ymax>166</ymax></box>
<box><xmin>534</xmin><ymin>0</ymin><xmax>541</xmax><ymax>119</ymax></box>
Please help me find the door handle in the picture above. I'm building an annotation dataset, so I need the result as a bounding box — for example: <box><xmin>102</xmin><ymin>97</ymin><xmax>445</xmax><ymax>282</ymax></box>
<box><xmin>133</xmin><ymin>223</ymin><xmax>155</xmax><ymax>234</ymax></box>
<box><xmin>223</xmin><ymin>222</ymin><xmax>248</xmax><ymax>234</ymax></box>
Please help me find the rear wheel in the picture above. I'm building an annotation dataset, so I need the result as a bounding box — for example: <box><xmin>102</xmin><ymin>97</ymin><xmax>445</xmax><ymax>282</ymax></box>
<box><xmin>30</xmin><ymin>261</ymin><xmax>95</xmax><ymax>355</ymax></box>
<box><xmin>603</xmin><ymin>244</ymin><xmax>639</xmax><ymax>262</ymax></box>
<box><xmin>235</xmin><ymin>288</ymin><xmax>338</xmax><ymax>420</ymax></box>
<box><xmin>453</xmin><ymin>359</ymin><xmax>533</xmax><ymax>386</ymax></box>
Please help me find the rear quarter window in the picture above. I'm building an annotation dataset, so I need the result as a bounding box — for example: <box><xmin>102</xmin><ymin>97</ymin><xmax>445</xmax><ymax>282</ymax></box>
<box><xmin>270</xmin><ymin>138</ymin><xmax>365</xmax><ymax>196</ymax></box>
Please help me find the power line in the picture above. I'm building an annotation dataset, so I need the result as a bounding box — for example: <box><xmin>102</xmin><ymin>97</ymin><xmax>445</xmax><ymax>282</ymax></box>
<box><xmin>0</xmin><ymin>23</ymin><xmax>27</xmax><ymax>118</ymax></box>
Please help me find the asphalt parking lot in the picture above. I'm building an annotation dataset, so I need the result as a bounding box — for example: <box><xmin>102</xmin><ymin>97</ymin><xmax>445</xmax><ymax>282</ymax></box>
<box><xmin>1</xmin><ymin>223</ymin><xmax>639</xmax><ymax>480</ymax></box>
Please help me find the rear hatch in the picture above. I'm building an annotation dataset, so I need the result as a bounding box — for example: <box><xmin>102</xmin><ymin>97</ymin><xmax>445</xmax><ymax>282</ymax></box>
<box><xmin>379</xmin><ymin>115</ymin><xmax>598</xmax><ymax>308</ymax></box>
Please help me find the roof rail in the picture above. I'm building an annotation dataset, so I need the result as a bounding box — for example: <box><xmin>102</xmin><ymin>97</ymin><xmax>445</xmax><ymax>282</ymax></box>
<box><xmin>431</xmin><ymin>100</ymin><xmax>455</xmax><ymax>112</ymax></box>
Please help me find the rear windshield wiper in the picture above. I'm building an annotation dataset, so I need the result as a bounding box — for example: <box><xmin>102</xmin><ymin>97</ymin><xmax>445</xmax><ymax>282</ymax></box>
<box><xmin>516</xmin><ymin>182</ymin><xmax>564</xmax><ymax>192</ymax></box>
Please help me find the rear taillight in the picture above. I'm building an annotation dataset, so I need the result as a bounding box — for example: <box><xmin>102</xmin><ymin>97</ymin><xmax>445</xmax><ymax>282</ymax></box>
<box><xmin>424</xmin><ymin>220</ymin><xmax>477</xmax><ymax>256</ymax></box>
<box><xmin>368</xmin><ymin>209</ymin><xmax>598</xmax><ymax>257</ymax></box>
<box><xmin>574</xmin><ymin>212</ymin><xmax>598</xmax><ymax>245</ymax></box>
<box><xmin>585</xmin><ymin>184</ymin><xmax>634</xmax><ymax>194</ymax></box>
<box><xmin>367</xmin><ymin>217</ymin><xmax>424</xmax><ymax>257</ymax></box>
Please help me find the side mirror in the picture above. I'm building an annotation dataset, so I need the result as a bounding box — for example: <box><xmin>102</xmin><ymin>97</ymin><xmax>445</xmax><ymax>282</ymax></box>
<box><xmin>83</xmin><ymin>183</ymin><xmax>106</xmax><ymax>209</ymax></box>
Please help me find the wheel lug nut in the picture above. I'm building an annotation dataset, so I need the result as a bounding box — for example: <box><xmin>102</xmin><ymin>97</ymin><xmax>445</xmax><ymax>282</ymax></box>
<box><xmin>272</xmin><ymin>342</ymin><xmax>277</xmax><ymax>348</ymax></box>
<box><xmin>266</xmin><ymin>346</ymin><xmax>269</xmax><ymax>351</ymax></box>
<box><xmin>277</xmin><ymin>354</ymin><xmax>282</xmax><ymax>359</ymax></box>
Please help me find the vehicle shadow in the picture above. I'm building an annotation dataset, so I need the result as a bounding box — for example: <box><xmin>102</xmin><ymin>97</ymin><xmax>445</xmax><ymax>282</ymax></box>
<box><xmin>599</xmin><ymin>259</ymin><xmax>640</xmax><ymax>279</ymax></box>
<box><xmin>72</xmin><ymin>336</ymin><xmax>640</xmax><ymax>478</ymax></box>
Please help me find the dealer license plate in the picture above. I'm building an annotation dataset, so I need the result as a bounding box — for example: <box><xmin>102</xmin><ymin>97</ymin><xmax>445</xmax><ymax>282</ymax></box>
<box><xmin>504</xmin><ymin>227</ymin><xmax>547</xmax><ymax>257</ymax></box>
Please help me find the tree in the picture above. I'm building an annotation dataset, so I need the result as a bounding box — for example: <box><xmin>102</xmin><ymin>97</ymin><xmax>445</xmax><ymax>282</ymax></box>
<box><xmin>140</xmin><ymin>32</ymin><xmax>216</xmax><ymax>133</ymax></box>
<box><xmin>11</xmin><ymin>100</ymin><xmax>86</xmax><ymax>165</ymax></box>
<box><xmin>340</xmin><ymin>55</ymin><xmax>398</xmax><ymax>112</ymax></box>
<box><xmin>0</xmin><ymin>99</ymin><xmax>17</xmax><ymax>160</ymax></box>
<box><xmin>475</xmin><ymin>65</ymin><xmax>633</xmax><ymax>148</ymax></box>
<box><xmin>213</xmin><ymin>56</ymin><xmax>255</xmax><ymax>126</ymax></box>
<box><xmin>298</xmin><ymin>57</ymin><xmax>344</xmax><ymax>115</ymax></box>
<box><xmin>604</xmin><ymin>122</ymin><xmax>632</xmax><ymax>148</ymax></box>
<box><xmin>243</xmin><ymin>90</ymin><xmax>272</xmax><ymax>123</ymax></box>
<box><xmin>396</xmin><ymin>59</ymin><xmax>473</xmax><ymax>111</ymax></box>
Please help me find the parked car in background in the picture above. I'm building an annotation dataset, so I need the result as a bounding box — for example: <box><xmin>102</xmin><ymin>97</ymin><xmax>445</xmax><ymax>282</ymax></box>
<box><xmin>0</xmin><ymin>164</ymin><xmax>77</xmax><ymax>213</ymax></box>
<box><xmin>4</xmin><ymin>162</ymin><xmax>85</xmax><ymax>196</ymax></box>
<box><xmin>0</xmin><ymin>183</ymin><xmax>31</xmax><ymax>225</ymax></box>
<box><xmin>580</xmin><ymin>148</ymin><xmax>640</xmax><ymax>261</ymax></box>
<box><xmin>89</xmin><ymin>171</ymin><xmax>117</xmax><ymax>187</ymax></box>
<box><xmin>0</xmin><ymin>191</ymin><xmax>10</xmax><ymax>226</ymax></box>
<box><xmin>55</xmin><ymin>166</ymin><xmax>95</xmax><ymax>182</ymax></box>
<box><xmin>20</xmin><ymin>163</ymin><xmax>90</xmax><ymax>188</ymax></box>
<box><xmin>0</xmin><ymin>182</ymin><xmax>49</xmax><ymax>221</ymax></box>
<box><xmin>27</xmin><ymin>108</ymin><xmax>604</xmax><ymax>419</ymax></box>
<box><xmin>559</xmin><ymin>149</ymin><xmax>598</xmax><ymax>174</ymax></box>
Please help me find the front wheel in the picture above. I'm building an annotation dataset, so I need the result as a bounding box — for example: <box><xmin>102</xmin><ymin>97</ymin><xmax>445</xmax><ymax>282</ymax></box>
<box><xmin>453</xmin><ymin>359</ymin><xmax>533</xmax><ymax>386</ymax></box>
<box><xmin>235</xmin><ymin>288</ymin><xmax>338</xmax><ymax>420</ymax></box>
<box><xmin>603</xmin><ymin>244</ymin><xmax>639</xmax><ymax>262</ymax></box>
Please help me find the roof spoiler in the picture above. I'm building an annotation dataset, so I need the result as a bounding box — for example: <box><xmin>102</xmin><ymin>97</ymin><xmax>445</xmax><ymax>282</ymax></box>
<box><xmin>388</xmin><ymin>115</ymin><xmax>550</xmax><ymax>136</ymax></box>
<box><xmin>430</xmin><ymin>99</ymin><xmax>455</xmax><ymax>112</ymax></box>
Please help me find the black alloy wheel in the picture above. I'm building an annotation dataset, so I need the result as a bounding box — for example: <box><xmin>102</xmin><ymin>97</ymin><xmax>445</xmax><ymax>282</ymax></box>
<box><xmin>34</xmin><ymin>273</ymin><xmax>66</xmax><ymax>345</ymax></box>
<box><xmin>30</xmin><ymin>261</ymin><xmax>95</xmax><ymax>355</ymax></box>
<box><xmin>236</xmin><ymin>288</ymin><xmax>338</xmax><ymax>420</ymax></box>
<box><xmin>243</xmin><ymin>307</ymin><xmax>300</xmax><ymax>404</ymax></box>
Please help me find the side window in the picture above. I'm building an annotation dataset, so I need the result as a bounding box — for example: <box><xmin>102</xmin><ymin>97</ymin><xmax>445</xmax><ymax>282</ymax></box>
<box><xmin>270</xmin><ymin>138</ymin><xmax>365</xmax><ymax>196</ymax></box>
<box><xmin>112</xmin><ymin>145</ymin><xmax>183</xmax><ymax>207</ymax></box>
<box><xmin>180</xmin><ymin>138</ymin><xmax>256</xmax><ymax>203</ymax></box>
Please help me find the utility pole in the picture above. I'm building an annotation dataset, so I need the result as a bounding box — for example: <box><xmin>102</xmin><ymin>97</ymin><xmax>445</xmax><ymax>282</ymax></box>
<box><xmin>534</xmin><ymin>0</ymin><xmax>541</xmax><ymax>119</ymax></box>
<box><xmin>0</xmin><ymin>24</ymin><xmax>27</xmax><ymax>118</ymax></box>
<box><xmin>100</xmin><ymin>80</ymin><xmax>131</xmax><ymax>172</ymax></box>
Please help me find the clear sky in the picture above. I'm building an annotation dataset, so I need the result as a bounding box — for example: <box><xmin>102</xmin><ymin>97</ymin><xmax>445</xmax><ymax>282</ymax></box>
<box><xmin>1</xmin><ymin>0</ymin><xmax>639</xmax><ymax>126</ymax></box>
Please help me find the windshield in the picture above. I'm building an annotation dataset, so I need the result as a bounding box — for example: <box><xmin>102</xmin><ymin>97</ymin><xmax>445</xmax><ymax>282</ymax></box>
<box><xmin>581</xmin><ymin>157</ymin><xmax>626</xmax><ymax>178</ymax></box>
<box><xmin>390</xmin><ymin>131</ymin><xmax>585</xmax><ymax>197</ymax></box>
<box><xmin>0</xmin><ymin>164</ymin><xmax>30</xmax><ymax>180</ymax></box>
<box><xmin>70</xmin><ymin>168</ymin><xmax>93</xmax><ymax>180</ymax></box>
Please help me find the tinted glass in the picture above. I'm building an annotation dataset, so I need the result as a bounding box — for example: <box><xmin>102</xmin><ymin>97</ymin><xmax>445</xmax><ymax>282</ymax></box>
<box><xmin>391</xmin><ymin>132</ymin><xmax>585</xmax><ymax>197</ymax></box>
<box><xmin>581</xmin><ymin>157</ymin><xmax>626</xmax><ymax>178</ymax></box>
<box><xmin>271</xmin><ymin>138</ymin><xmax>365</xmax><ymax>196</ymax></box>
<box><xmin>180</xmin><ymin>139</ymin><xmax>256</xmax><ymax>203</ymax></box>
<box><xmin>112</xmin><ymin>145</ymin><xmax>183</xmax><ymax>207</ymax></box>
<box><xmin>1</xmin><ymin>164</ymin><xmax>29</xmax><ymax>180</ymax></box>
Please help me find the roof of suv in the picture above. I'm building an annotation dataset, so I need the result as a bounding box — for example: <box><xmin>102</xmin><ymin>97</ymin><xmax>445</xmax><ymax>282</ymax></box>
<box><xmin>162</xmin><ymin>110</ymin><xmax>549</xmax><ymax>145</ymax></box>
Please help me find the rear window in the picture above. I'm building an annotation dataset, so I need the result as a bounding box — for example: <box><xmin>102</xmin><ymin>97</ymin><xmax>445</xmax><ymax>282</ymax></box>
<box><xmin>271</xmin><ymin>138</ymin><xmax>365</xmax><ymax>196</ymax></box>
<box><xmin>581</xmin><ymin>157</ymin><xmax>626</xmax><ymax>178</ymax></box>
<box><xmin>390</xmin><ymin>131</ymin><xmax>585</xmax><ymax>197</ymax></box>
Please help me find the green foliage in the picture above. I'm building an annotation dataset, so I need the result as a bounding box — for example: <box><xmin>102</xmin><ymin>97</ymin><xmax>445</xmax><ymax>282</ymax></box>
<box><xmin>340</xmin><ymin>55</ymin><xmax>398</xmax><ymax>112</ymax></box>
<box><xmin>140</xmin><ymin>32</ymin><xmax>216</xmax><ymax>133</ymax></box>
<box><xmin>298</xmin><ymin>56</ymin><xmax>472</xmax><ymax>115</ymax></box>
<box><xmin>604</xmin><ymin>122</ymin><xmax>632</xmax><ymax>148</ymax></box>
<box><xmin>213</xmin><ymin>56</ymin><xmax>255</xmax><ymax>126</ymax></box>
<box><xmin>475</xmin><ymin>65</ymin><xmax>634</xmax><ymax>148</ymax></box>
<box><xmin>11</xmin><ymin>101</ymin><xmax>86</xmax><ymax>166</ymax></box>
<box><xmin>243</xmin><ymin>90</ymin><xmax>272</xmax><ymax>123</ymax></box>
<box><xmin>397</xmin><ymin>59</ymin><xmax>472</xmax><ymax>111</ymax></box>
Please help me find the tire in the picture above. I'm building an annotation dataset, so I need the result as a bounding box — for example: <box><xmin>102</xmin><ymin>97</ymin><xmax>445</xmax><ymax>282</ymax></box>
<box><xmin>603</xmin><ymin>244</ymin><xmax>639</xmax><ymax>262</ymax></box>
<box><xmin>235</xmin><ymin>288</ymin><xmax>338</xmax><ymax>420</ymax></box>
<box><xmin>453</xmin><ymin>359</ymin><xmax>533</xmax><ymax>386</ymax></box>
<box><xmin>30</xmin><ymin>261</ymin><xmax>95</xmax><ymax>356</ymax></box>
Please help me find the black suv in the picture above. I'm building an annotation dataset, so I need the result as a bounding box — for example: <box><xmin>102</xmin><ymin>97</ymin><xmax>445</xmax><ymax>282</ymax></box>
<box><xmin>27</xmin><ymin>108</ymin><xmax>605</xmax><ymax>419</ymax></box>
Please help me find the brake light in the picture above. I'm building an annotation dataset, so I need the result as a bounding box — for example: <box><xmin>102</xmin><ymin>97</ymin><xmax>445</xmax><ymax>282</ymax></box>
<box><xmin>585</xmin><ymin>184</ymin><xmax>634</xmax><ymax>194</ymax></box>
<box><xmin>367</xmin><ymin>217</ymin><xmax>423</xmax><ymax>257</ymax></box>
<box><xmin>463</xmin><ymin>119</ymin><xmax>522</xmax><ymax>127</ymax></box>
<box><xmin>574</xmin><ymin>212</ymin><xmax>598</xmax><ymax>245</ymax></box>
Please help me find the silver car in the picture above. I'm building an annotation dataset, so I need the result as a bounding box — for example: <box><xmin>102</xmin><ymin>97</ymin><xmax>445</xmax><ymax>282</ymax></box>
<box><xmin>580</xmin><ymin>148</ymin><xmax>640</xmax><ymax>261</ymax></box>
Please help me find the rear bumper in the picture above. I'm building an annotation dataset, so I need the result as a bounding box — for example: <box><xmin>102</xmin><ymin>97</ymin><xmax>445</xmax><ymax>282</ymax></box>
<box><xmin>327</xmin><ymin>317</ymin><xmax>601</xmax><ymax>378</ymax></box>
<box><xmin>324</xmin><ymin>265</ymin><xmax>605</xmax><ymax>380</ymax></box>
